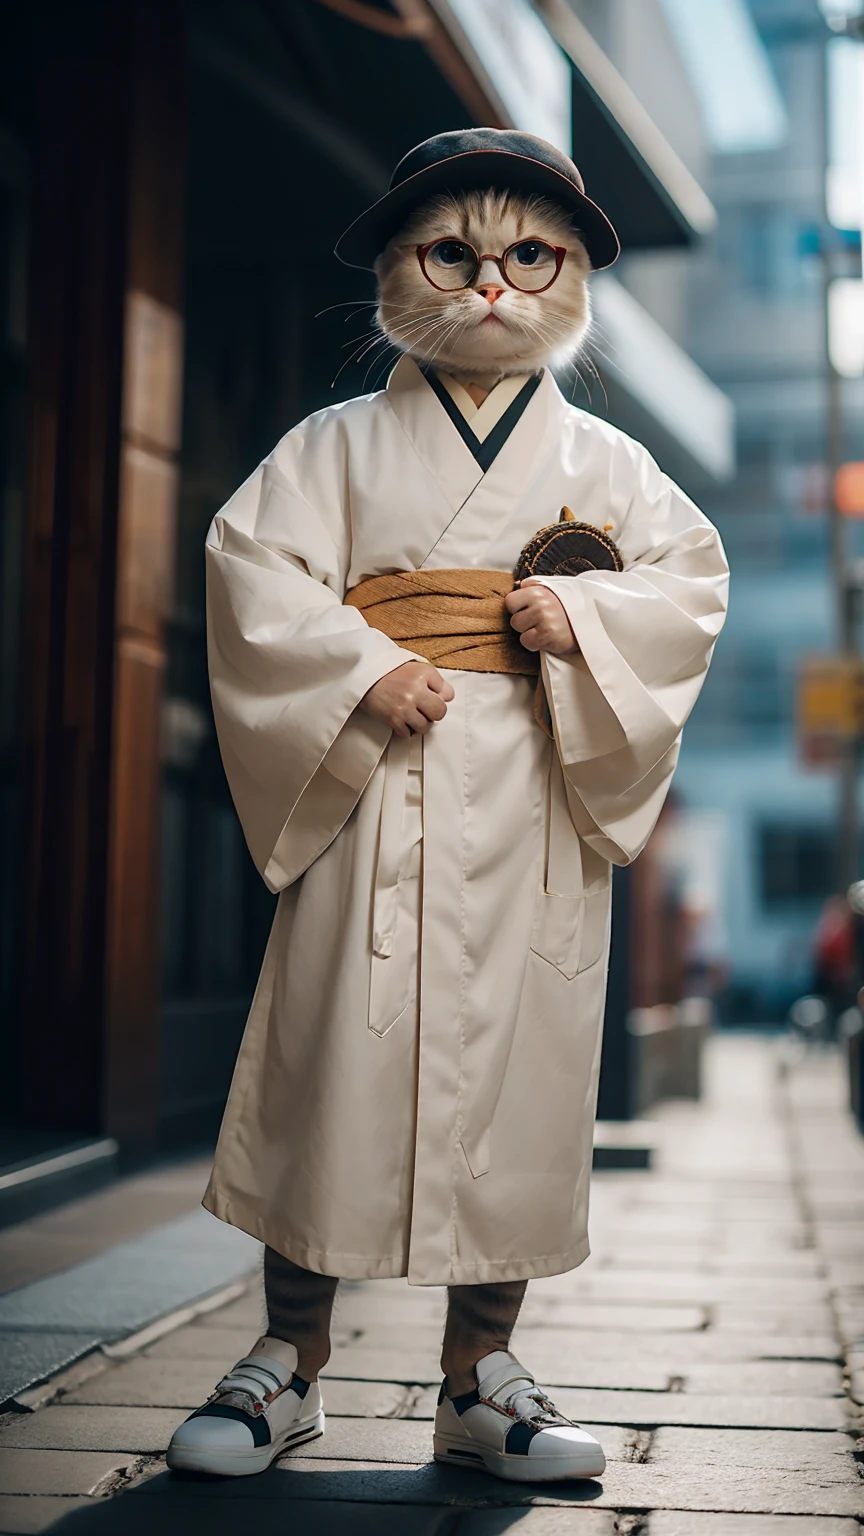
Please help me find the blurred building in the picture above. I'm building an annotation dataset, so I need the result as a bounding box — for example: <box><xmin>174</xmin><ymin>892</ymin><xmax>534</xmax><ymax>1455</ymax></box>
<box><xmin>0</xmin><ymin>0</ymin><xmax>733</xmax><ymax>1181</ymax></box>
<box><xmin>667</xmin><ymin>0</ymin><xmax>864</xmax><ymax>1020</ymax></box>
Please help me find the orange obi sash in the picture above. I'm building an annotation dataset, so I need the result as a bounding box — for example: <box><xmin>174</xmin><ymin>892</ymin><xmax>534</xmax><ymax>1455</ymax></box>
<box><xmin>343</xmin><ymin>568</ymin><xmax>539</xmax><ymax>677</ymax></box>
<box><xmin>345</xmin><ymin>569</ymin><xmax>551</xmax><ymax>732</ymax></box>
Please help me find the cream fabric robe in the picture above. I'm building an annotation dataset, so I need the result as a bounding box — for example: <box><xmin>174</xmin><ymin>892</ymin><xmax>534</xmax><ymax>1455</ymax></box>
<box><xmin>203</xmin><ymin>356</ymin><xmax>728</xmax><ymax>1285</ymax></box>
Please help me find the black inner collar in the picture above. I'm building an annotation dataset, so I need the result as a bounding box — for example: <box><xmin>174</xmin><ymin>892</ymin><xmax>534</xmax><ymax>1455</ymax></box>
<box><xmin>421</xmin><ymin>368</ymin><xmax>542</xmax><ymax>472</ymax></box>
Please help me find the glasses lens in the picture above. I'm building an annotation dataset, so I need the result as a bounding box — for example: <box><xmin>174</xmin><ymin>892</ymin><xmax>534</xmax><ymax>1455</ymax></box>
<box><xmin>504</xmin><ymin>240</ymin><xmax>559</xmax><ymax>291</ymax></box>
<box><xmin>424</xmin><ymin>240</ymin><xmax>476</xmax><ymax>290</ymax></box>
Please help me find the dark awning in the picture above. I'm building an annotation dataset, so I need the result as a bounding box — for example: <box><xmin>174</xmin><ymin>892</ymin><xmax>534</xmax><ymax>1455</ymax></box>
<box><xmin>536</xmin><ymin>0</ymin><xmax>717</xmax><ymax>249</ymax></box>
<box><xmin>421</xmin><ymin>0</ymin><xmax>717</xmax><ymax>252</ymax></box>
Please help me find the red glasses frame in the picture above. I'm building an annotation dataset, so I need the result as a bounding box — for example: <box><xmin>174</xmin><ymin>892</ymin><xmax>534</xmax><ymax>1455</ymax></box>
<box><xmin>416</xmin><ymin>238</ymin><xmax>567</xmax><ymax>294</ymax></box>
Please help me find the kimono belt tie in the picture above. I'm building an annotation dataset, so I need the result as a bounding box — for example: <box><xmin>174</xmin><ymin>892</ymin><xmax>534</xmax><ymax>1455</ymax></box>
<box><xmin>345</xmin><ymin>570</ymin><xmax>551</xmax><ymax>963</ymax></box>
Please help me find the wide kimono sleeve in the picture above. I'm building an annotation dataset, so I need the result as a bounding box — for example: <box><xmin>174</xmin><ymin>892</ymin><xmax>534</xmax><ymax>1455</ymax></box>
<box><xmin>205</xmin><ymin>417</ymin><xmax>420</xmax><ymax>893</ymax></box>
<box><xmin>534</xmin><ymin>437</ymin><xmax>729</xmax><ymax>866</ymax></box>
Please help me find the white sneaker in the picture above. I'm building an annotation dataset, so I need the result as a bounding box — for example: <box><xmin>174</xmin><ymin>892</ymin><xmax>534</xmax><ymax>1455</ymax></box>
<box><xmin>433</xmin><ymin>1350</ymin><xmax>605</xmax><ymax>1482</ymax></box>
<box><xmin>166</xmin><ymin>1335</ymin><xmax>324</xmax><ymax>1476</ymax></box>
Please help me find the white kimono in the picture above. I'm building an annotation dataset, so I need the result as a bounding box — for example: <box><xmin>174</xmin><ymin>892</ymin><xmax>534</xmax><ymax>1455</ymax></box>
<box><xmin>203</xmin><ymin>356</ymin><xmax>728</xmax><ymax>1286</ymax></box>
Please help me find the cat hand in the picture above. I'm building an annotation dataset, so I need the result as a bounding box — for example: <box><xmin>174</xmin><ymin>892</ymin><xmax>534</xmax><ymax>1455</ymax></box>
<box><xmin>505</xmin><ymin>579</ymin><xmax>579</xmax><ymax>655</ymax></box>
<box><xmin>359</xmin><ymin>661</ymin><xmax>456</xmax><ymax>738</ymax></box>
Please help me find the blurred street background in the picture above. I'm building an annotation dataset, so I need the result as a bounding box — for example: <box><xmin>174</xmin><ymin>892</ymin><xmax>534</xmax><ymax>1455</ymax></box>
<box><xmin>0</xmin><ymin>0</ymin><xmax>863</xmax><ymax>1531</ymax></box>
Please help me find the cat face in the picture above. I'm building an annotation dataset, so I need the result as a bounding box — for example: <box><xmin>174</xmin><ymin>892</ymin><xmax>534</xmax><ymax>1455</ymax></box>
<box><xmin>375</xmin><ymin>189</ymin><xmax>590</xmax><ymax>380</ymax></box>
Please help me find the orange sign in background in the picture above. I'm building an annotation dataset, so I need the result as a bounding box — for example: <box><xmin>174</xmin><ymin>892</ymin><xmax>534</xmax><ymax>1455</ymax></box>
<box><xmin>836</xmin><ymin>463</ymin><xmax>864</xmax><ymax>517</ymax></box>
<box><xmin>797</xmin><ymin>655</ymin><xmax>864</xmax><ymax>767</ymax></box>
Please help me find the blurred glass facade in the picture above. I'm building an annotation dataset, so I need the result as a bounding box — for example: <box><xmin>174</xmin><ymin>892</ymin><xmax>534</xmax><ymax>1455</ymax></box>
<box><xmin>672</xmin><ymin>0</ymin><xmax>864</xmax><ymax>1019</ymax></box>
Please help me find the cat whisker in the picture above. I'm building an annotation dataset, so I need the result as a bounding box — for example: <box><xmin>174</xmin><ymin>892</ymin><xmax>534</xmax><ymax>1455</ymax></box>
<box><xmin>330</xmin><ymin>330</ymin><xmax>400</xmax><ymax>389</ymax></box>
<box><xmin>341</xmin><ymin>309</ymin><xmax>446</xmax><ymax>351</ymax></box>
<box><xmin>314</xmin><ymin>300</ymin><xmax>379</xmax><ymax>319</ymax></box>
<box><xmin>362</xmin><ymin>340</ymin><xmax>400</xmax><ymax>392</ymax></box>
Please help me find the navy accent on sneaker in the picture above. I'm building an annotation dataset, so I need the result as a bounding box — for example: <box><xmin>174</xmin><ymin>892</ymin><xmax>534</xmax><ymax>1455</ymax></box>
<box><xmin>437</xmin><ymin>1380</ymin><xmax>447</xmax><ymax>1407</ymax></box>
<box><xmin>449</xmin><ymin>1385</ymin><xmax>481</xmax><ymax>1416</ymax></box>
<box><xmin>188</xmin><ymin>1403</ymin><xmax>272</xmax><ymax>1447</ymax></box>
<box><xmin>290</xmin><ymin>1375</ymin><xmax>310</xmax><ymax>1400</ymax></box>
<box><xmin>504</xmin><ymin>1421</ymin><xmax>541</xmax><ymax>1455</ymax></box>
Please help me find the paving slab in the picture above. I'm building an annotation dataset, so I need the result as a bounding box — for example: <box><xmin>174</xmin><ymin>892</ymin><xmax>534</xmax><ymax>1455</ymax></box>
<box><xmin>647</xmin><ymin>1518</ymin><xmax>861</xmax><ymax>1535</ymax></box>
<box><xmin>834</xmin><ymin>1301</ymin><xmax>864</xmax><ymax>1348</ymax></box>
<box><xmin>318</xmin><ymin>1333</ymin><xmax>848</xmax><ymax>1382</ymax></box>
<box><xmin>0</xmin><ymin>1407</ymin><xmax>182</xmax><ymax>1454</ymax></box>
<box><xmin>823</xmin><ymin>1265</ymin><xmax>864</xmax><ymax>1291</ymax></box>
<box><xmin>333</xmin><ymin>1294</ymin><xmax>710</xmax><ymax>1335</ymax></box>
<box><xmin>330</xmin><ymin>1343</ymin><xmax>672</xmax><ymax>1392</ymax></box>
<box><xmin>598</xmin><ymin>1254</ymin><xmax>823</xmax><ymax>1278</ymax></box>
<box><xmin>515</xmin><ymin>1304</ymin><xmax>710</xmax><ymax>1332</ymax></box>
<box><xmin>117</xmin><ymin>1457</ymin><xmax>864</xmax><ymax>1516</ymax></box>
<box><xmin>711</xmin><ymin>1308</ymin><xmax>836</xmax><ymax>1336</ymax></box>
<box><xmin>713</xmin><ymin>1228</ymin><xmax>812</xmax><ymax>1252</ymax></box>
<box><xmin>186</xmin><ymin>1291</ymin><xmax>265</xmax><ymax>1330</ymax></box>
<box><xmin>0</xmin><ymin>1495</ymin><xmax>94</xmax><ymax>1534</ymax></box>
<box><xmin>680</xmin><ymin>1362</ymin><xmax>843</xmax><ymax>1397</ymax></box>
<box><xmin>812</xmin><ymin>1230</ymin><xmax>864</xmax><ymax>1257</ymax></box>
<box><xmin>405</xmin><ymin>1387</ymin><xmax>847</xmax><ymax>1430</ymax></box>
<box><xmin>0</xmin><ymin>1450</ymin><xmax>135</xmax><ymax>1496</ymax></box>
<box><xmin>453</xmin><ymin>1514</ymin><xmax>618</xmax><ymax>1534</ymax></box>
<box><xmin>19</xmin><ymin>1493</ymin><xmax>457</xmax><ymax>1535</ymax></box>
<box><xmin>648</xmin><ymin>1427</ymin><xmax>859</xmax><ymax>1482</ymax></box>
<box><xmin>322</xmin><ymin>1335</ymin><xmax>843</xmax><ymax>1383</ymax></box>
<box><xmin>144</xmin><ymin>1325</ymin><xmax>265</xmax><ymax>1360</ymax></box>
<box><xmin>63</xmin><ymin>1359</ymin><xmax>410</xmax><ymax>1417</ymax></box>
<box><xmin>557</xmin><ymin>1275</ymin><xmax>827</xmax><ymax>1305</ymax></box>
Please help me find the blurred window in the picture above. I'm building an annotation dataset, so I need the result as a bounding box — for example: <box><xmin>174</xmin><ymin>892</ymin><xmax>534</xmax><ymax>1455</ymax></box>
<box><xmin>658</xmin><ymin>0</ymin><xmax>787</xmax><ymax>152</ymax></box>
<box><xmin>687</xmin><ymin>646</ymin><xmax>787</xmax><ymax>744</ymax></box>
<box><xmin>736</xmin><ymin>206</ymin><xmax>820</xmax><ymax>298</ymax></box>
<box><xmin>759</xmin><ymin>823</ymin><xmax>837</xmax><ymax>905</ymax></box>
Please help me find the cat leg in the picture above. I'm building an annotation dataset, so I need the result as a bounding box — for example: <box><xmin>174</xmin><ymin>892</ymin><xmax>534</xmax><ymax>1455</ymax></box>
<box><xmin>165</xmin><ymin>1247</ymin><xmax>335</xmax><ymax>1475</ymax></box>
<box><xmin>441</xmin><ymin>1279</ymin><xmax>528</xmax><ymax>1397</ymax></box>
<box><xmin>434</xmin><ymin>1277</ymin><xmax>605</xmax><ymax>1481</ymax></box>
<box><xmin>264</xmin><ymin>1245</ymin><xmax>339</xmax><ymax>1381</ymax></box>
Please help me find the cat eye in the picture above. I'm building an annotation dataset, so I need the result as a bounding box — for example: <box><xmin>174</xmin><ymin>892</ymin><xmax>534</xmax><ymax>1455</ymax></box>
<box><xmin>417</xmin><ymin>238</ymin><xmax>566</xmax><ymax>294</ymax></box>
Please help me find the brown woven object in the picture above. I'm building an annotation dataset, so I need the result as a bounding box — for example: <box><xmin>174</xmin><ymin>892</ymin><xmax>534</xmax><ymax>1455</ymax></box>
<box><xmin>345</xmin><ymin>568</ymin><xmax>539</xmax><ymax>677</ymax></box>
<box><xmin>515</xmin><ymin>505</ymin><xmax>623</xmax><ymax>582</ymax></box>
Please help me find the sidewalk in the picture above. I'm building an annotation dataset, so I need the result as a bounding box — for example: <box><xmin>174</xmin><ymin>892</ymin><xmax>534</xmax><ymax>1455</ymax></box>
<box><xmin>0</xmin><ymin>1033</ymin><xmax>862</xmax><ymax>1534</ymax></box>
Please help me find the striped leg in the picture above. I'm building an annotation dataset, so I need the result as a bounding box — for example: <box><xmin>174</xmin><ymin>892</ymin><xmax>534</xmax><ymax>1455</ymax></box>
<box><xmin>264</xmin><ymin>1246</ymin><xmax>339</xmax><ymax>1382</ymax></box>
<box><xmin>442</xmin><ymin>1280</ymin><xmax>528</xmax><ymax>1398</ymax></box>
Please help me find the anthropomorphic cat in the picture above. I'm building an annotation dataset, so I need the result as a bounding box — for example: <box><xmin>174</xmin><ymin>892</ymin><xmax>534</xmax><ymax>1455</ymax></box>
<box><xmin>167</xmin><ymin>128</ymin><xmax>728</xmax><ymax>1483</ymax></box>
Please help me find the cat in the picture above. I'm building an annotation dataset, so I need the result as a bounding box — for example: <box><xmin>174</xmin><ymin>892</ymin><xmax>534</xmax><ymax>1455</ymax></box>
<box><xmin>375</xmin><ymin>189</ymin><xmax>591</xmax><ymax>392</ymax></box>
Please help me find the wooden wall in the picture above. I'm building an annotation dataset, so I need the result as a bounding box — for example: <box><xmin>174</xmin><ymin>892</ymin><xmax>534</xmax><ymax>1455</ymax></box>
<box><xmin>18</xmin><ymin>0</ymin><xmax>186</xmax><ymax>1151</ymax></box>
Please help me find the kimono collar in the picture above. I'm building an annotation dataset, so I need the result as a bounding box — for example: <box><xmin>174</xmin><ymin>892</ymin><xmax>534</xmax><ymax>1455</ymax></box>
<box><xmin>433</xmin><ymin>371</ymin><xmax>535</xmax><ymax>441</ymax></box>
<box><xmin>385</xmin><ymin>356</ymin><xmax>556</xmax><ymax>513</ymax></box>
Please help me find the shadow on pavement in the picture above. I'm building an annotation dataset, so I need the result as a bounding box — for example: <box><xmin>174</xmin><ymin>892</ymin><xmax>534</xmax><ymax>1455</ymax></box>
<box><xmin>43</xmin><ymin>1465</ymin><xmax>606</xmax><ymax>1534</ymax></box>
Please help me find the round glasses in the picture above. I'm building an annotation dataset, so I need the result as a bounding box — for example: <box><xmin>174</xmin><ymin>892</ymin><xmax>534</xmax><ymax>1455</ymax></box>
<box><xmin>417</xmin><ymin>238</ymin><xmax>567</xmax><ymax>294</ymax></box>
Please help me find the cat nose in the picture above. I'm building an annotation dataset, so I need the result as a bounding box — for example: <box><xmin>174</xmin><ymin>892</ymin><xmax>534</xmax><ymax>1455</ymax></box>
<box><xmin>476</xmin><ymin>284</ymin><xmax>504</xmax><ymax>305</ymax></box>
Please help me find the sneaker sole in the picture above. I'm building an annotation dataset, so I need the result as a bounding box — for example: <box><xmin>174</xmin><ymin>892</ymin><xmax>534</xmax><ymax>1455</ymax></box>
<box><xmin>167</xmin><ymin>1410</ymin><xmax>325</xmax><ymax>1477</ymax></box>
<box><xmin>433</xmin><ymin>1431</ymin><xmax>605</xmax><ymax>1482</ymax></box>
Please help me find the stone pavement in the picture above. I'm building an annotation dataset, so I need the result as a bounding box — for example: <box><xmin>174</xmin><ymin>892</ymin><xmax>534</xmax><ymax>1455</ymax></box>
<box><xmin>0</xmin><ymin>1034</ymin><xmax>862</xmax><ymax>1534</ymax></box>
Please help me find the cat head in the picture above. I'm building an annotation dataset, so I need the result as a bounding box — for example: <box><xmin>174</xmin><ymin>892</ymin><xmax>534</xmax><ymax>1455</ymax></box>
<box><xmin>375</xmin><ymin>188</ymin><xmax>591</xmax><ymax>382</ymax></box>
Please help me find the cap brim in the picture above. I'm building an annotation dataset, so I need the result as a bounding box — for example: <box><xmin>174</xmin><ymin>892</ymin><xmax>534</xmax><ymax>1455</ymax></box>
<box><xmin>334</xmin><ymin>148</ymin><xmax>620</xmax><ymax>272</ymax></box>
